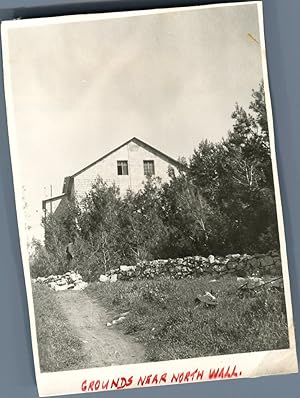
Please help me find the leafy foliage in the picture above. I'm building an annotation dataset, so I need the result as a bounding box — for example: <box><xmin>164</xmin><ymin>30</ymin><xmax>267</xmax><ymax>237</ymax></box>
<box><xmin>31</xmin><ymin>82</ymin><xmax>280</xmax><ymax>280</ymax></box>
<box><xmin>189</xmin><ymin>82</ymin><xmax>279</xmax><ymax>254</ymax></box>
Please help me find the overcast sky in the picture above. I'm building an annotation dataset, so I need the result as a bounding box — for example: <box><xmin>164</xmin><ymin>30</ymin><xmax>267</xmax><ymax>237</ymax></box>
<box><xmin>5</xmin><ymin>3</ymin><xmax>263</xmax><ymax>241</ymax></box>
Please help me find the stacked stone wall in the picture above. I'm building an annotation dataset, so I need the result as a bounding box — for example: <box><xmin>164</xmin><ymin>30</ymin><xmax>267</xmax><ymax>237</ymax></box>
<box><xmin>104</xmin><ymin>251</ymin><xmax>282</xmax><ymax>281</ymax></box>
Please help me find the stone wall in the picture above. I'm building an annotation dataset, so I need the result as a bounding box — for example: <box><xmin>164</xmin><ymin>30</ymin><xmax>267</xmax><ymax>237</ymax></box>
<box><xmin>103</xmin><ymin>251</ymin><xmax>282</xmax><ymax>281</ymax></box>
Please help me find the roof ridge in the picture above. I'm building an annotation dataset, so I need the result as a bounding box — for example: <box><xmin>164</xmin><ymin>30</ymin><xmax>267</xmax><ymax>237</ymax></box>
<box><xmin>71</xmin><ymin>136</ymin><xmax>183</xmax><ymax>178</ymax></box>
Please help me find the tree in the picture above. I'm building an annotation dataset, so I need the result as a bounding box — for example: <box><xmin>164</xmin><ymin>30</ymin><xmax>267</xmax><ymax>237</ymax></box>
<box><xmin>75</xmin><ymin>178</ymin><xmax>124</xmax><ymax>278</ymax></box>
<box><xmin>122</xmin><ymin>177</ymin><xmax>168</xmax><ymax>262</ymax></box>
<box><xmin>189</xmin><ymin>82</ymin><xmax>279</xmax><ymax>253</ymax></box>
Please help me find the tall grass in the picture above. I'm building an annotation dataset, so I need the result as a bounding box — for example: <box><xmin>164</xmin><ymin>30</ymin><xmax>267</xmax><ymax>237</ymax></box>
<box><xmin>87</xmin><ymin>275</ymin><xmax>289</xmax><ymax>362</ymax></box>
<box><xmin>32</xmin><ymin>284</ymin><xmax>86</xmax><ymax>372</ymax></box>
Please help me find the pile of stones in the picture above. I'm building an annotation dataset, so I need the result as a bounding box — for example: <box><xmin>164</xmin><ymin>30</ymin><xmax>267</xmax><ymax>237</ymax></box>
<box><xmin>33</xmin><ymin>271</ymin><xmax>88</xmax><ymax>291</ymax></box>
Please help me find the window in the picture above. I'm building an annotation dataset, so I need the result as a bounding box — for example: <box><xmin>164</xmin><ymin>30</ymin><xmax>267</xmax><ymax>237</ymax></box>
<box><xmin>117</xmin><ymin>160</ymin><xmax>128</xmax><ymax>175</ymax></box>
<box><xmin>143</xmin><ymin>160</ymin><xmax>155</xmax><ymax>176</ymax></box>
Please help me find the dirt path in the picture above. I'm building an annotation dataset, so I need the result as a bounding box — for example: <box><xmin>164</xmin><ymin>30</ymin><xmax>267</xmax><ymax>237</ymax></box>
<box><xmin>56</xmin><ymin>290</ymin><xmax>145</xmax><ymax>368</ymax></box>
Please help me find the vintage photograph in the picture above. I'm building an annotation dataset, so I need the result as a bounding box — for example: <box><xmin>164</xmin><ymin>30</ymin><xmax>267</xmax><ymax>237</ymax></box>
<box><xmin>1</xmin><ymin>1</ymin><xmax>297</xmax><ymax>396</ymax></box>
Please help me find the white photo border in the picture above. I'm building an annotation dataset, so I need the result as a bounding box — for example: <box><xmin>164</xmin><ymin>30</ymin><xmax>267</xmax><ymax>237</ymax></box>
<box><xmin>1</xmin><ymin>2</ymin><xmax>298</xmax><ymax>396</ymax></box>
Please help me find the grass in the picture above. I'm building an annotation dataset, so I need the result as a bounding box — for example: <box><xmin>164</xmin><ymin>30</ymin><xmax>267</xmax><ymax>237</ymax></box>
<box><xmin>86</xmin><ymin>275</ymin><xmax>289</xmax><ymax>362</ymax></box>
<box><xmin>32</xmin><ymin>284</ymin><xmax>86</xmax><ymax>372</ymax></box>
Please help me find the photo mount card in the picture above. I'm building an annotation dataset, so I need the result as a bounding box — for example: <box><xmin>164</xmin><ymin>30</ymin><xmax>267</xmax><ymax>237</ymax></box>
<box><xmin>1</xmin><ymin>1</ymin><xmax>298</xmax><ymax>396</ymax></box>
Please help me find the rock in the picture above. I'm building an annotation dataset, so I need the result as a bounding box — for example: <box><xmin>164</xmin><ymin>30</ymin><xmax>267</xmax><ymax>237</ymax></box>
<box><xmin>67</xmin><ymin>284</ymin><xmax>75</xmax><ymax>289</ymax></box>
<box><xmin>270</xmin><ymin>278</ymin><xmax>284</xmax><ymax>290</ymax></box>
<box><xmin>226</xmin><ymin>254</ymin><xmax>239</xmax><ymax>259</ymax></box>
<box><xmin>73</xmin><ymin>281</ymin><xmax>88</xmax><ymax>291</ymax></box>
<box><xmin>119</xmin><ymin>311</ymin><xmax>130</xmax><ymax>317</ymax></box>
<box><xmin>34</xmin><ymin>270</ymin><xmax>87</xmax><ymax>291</ymax></box>
<box><xmin>56</xmin><ymin>278</ymin><xmax>67</xmax><ymax>286</ymax></box>
<box><xmin>112</xmin><ymin>316</ymin><xmax>126</xmax><ymax>325</ymax></box>
<box><xmin>110</xmin><ymin>274</ymin><xmax>118</xmax><ymax>283</ymax></box>
<box><xmin>260</xmin><ymin>256</ymin><xmax>274</xmax><ymax>268</ymax></box>
<box><xmin>195</xmin><ymin>291</ymin><xmax>218</xmax><ymax>307</ymax></box>
<box><xmin>195</xmin><ymin>268</ymin><xmax>203</xmax><ymax>277</ymax></box>
<box><xmin>248</xmin><ymin>276</ymin><xmax>264</xmax><ymax>285</ymax></box>
<box><xmin>227</xmin><ymin>261</ymin><xmax>238</xmax><ymax>269</ymax></box>
<box><xmin>120</xmin><ymin>265</ymin><xmax>136</xmax><ymax>272</ymax></box>
<box><xmin>236</xmin><ymin>261</ymin><xmax>246</xmax><ymax>271</ymax></box>
<box><xmin>99</xmin><ymin>275</ymin><xmax>109</xmax><ymax>282</ymax></box>
<box><xmin>213</xmin><ymin>265</ymin><xmax>226</xmax><ymax>273</ymax></box>
<box><xmin>236</xmin><ymin>269</ymin><xmax>247</xmax><ymax>277</ymax></box>
<box><xmin>273</xmin><ymin>258</ymin><xmax>282</xmax><ymax>269</ymax></box>
<box><xmin>249</xmin><ymin>257</ymin><xmax>259</xmax><ymax>268</ymax></box>
<box><xmin>208</xmin><ymin>255</ymin><xmax>215</xmax><ymax>264</ymax></box>
<box><xmin>269</xmin><ymin>267</ymin><xmax>281</xmax><ymax>276</ymax></box>
<box><xmin>69</xmin><ymin>272</ymin><xmax>80</xmax><ymax>282</ymax></box>
<box><xmin>54</xmin><ymin>284</ymin><xmax>69</xmax><ymax>291</ymax></box>
<box><xmin>110</xmin><ymin>268</ymin><xmax>119</xmax><ymax>275</ymax></box>
<box><xmin>270</xmin><ymin>250</ymin><xmax>279</xmax><ymax>257</ymax></box>
<box><xmin>48</xmin><ymin>282</ymin><xmax>56</xmax><ymax>290</ymax></box>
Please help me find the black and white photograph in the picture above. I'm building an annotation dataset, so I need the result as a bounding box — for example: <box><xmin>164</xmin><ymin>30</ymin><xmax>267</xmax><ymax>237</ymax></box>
<box><xmin>1</xmin><ymin>1</ymin><xmax>298</xmax><ymax>396</ymax></box>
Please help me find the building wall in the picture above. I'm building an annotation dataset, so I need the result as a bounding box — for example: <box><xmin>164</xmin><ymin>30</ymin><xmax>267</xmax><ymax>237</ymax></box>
<box><xmin>74</xmin><ymin>141</ymin><xmax>178</xmax><ymax>199</ymax></box>
<box><xmin>45</xmin><ymin>198</ymin><xmax>61</xmax><ymax>214</ymax></box>
<box><xmin>44</xmin><ymin>195</ymin><xmax>68</xmax><ymax>216</ymax></box>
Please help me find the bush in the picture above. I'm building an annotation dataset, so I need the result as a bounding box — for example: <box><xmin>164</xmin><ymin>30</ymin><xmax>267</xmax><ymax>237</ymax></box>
<box><xmin>29</xmin><ymin>238</ymin><xmax>69</xmax><ymax>278</ymax></box>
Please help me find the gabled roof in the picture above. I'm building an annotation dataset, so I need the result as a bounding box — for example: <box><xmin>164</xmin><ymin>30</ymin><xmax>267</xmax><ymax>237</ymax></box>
<box><xmin>72</xmin><ymin>137</ymin><xmax>184</xmax><ymax>177</ymax></box>
<box><xmin>42</xmin><ymin>137</ymin><xmax>186</xmax><ymax>210</ymax></box>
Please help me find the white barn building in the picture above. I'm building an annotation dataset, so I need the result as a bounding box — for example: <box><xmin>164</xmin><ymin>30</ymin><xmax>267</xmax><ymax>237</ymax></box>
<box><xmin>42</xmin><ymin>137</ymin><xmax>183</xmax><ymax>215</ymax></box>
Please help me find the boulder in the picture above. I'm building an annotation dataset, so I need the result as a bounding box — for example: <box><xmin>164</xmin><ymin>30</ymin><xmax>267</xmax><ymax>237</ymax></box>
<box><xmin>99</xmin><ymin>275</ymin><xmax>109</xmax><ymax>282</ymax></box>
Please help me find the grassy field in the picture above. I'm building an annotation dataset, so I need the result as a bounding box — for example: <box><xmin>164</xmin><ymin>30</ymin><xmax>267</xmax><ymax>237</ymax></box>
<box><xmin>32</xmin><ymin>284</ymin><xmax>86</xmax><ymax>372</ymax></box>
<box><xmin>86</xmin><ymin>275</ymin><xmax>289</xmax><ymax>362</ymax></box>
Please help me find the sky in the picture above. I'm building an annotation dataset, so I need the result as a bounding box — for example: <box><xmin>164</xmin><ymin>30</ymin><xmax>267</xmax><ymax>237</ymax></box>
<box><xmin>4</xmin><ymin>3</ymin><xmax>264</xmax><ymax>242</ymax></box>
